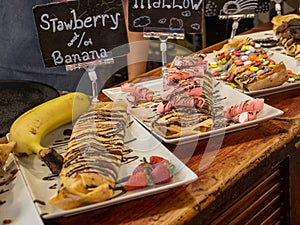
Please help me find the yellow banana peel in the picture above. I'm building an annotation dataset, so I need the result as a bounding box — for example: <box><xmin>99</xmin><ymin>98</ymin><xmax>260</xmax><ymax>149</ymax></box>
<box><xmin>9</xmin><ymin>92</ymin><xmax>90</xmax><ymax>156</ymax></box>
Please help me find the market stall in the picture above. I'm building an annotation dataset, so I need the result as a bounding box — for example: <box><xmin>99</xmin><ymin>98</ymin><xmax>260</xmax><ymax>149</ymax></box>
<box><xmin>1</xmin><ymin>1</ymin><xmax>300</xmax><ymax>225</ymax></box>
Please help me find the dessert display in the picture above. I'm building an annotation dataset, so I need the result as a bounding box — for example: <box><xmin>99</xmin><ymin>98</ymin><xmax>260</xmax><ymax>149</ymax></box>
<box><xmin>209</xmin><ymin>37</ymin><xmax>289</xmax><ymax>92</ymax></box>
<box><xmin>5</xmin><ymin>49</ymin><xmax>282</xmax><ymax>217</ymax></box>
<box><xmin>3</xmin><ymin>13</ymin><xmax>293</xmax><ymax>219</ymax></box>
<box><xmin>4</xmin><ymin>89</ymin><xmax>197</xmax><ymax>215</ymax></box>
<box><xmin>272</xmin><ymin>14</ymin><xmax>300</xmax><ymax>60</ymax></box>
<box><xmin>49</xmin><ymin>101</ymin><xmax>128</xmax><ymax>210</ymax></box>
<box><xmin>119</xmin><ymin>53</ymin><xmax>272</xmax><ymax>141</ymax></box>
<box><xmin>153</xmin><ymin>66</ymin><xmax>217</xmax><ymax>139</ymax></box>
<box><xmin>121</xmin><ymin>53</ymin><xmax>227</xmax><ymax>140</ymax></box>
<box><xmin>8</xmin><ymin>99</ymin><xmax>197</xmax><ymax>217</ymax></box>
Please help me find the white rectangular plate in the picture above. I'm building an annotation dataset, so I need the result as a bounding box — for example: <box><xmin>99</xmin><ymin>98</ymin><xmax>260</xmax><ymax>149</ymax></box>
<box><xmin>103</xmin><ymin>78</ymin><xmax>284</xmax><ymax>144</ymax></box>
<box><xmin>0</xmin><ymin>154</ymin><xmax>44</xmax><ymax>225</ymax></box>
<box><xmin>207</xmin><ymin>30</ymin><xmax>300</xmax><ymax>97</ymax></box>
<box><xmin>237</xmin><ymin>30</ymin><xmax>289</xmax><ymax>56</ymax></box>
<box><xmin>14</xmin><ymin>116</ymin><xmax>197</xmax><ymax>219</ymax></box>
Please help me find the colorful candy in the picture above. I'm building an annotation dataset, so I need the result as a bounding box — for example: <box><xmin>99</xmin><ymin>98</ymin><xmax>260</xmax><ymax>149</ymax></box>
<box><xmin>209</xmin><ymin>38</ymin><xmax>298</xmax><ymax>90</ymax></box>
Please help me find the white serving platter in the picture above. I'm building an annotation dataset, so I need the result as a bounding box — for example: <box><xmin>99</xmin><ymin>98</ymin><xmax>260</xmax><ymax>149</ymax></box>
<box><xmin>237</xmin><ymin>30</ymin><xmax>277</xmax><ymax>41</ymax></box>
<box><xmin>13</xmin><ymin>116</ymin><xmax>197</xmax><ymax>219</ymax></box>
<box><xmin>206</xmin><ymin>47</ymin><xmax>300</xmax><ymax>97</ymax></box>
<box><xmin>236</xmin><ymin>30</ymin><xmax>289</xmax><ymax>56</ymax></box>
<box><xmin>103</xmin><ymin>78</ymin><xmax>284</xmax><ymax>144</ymax></box>
<box><xmin>0</xmin><ymin>154</ymin><xmax>44</xmax><ymax>225</ymax></box>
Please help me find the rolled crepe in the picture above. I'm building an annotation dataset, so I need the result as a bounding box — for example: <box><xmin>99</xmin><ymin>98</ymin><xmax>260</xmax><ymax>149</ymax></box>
<box><xmin>49</xmin><ymin>101</ymin><xmax>128</xmax><ymax>210</ymax></box>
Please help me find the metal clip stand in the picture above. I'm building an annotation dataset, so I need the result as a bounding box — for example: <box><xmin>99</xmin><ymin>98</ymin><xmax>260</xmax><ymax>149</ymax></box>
<box><xmin>219</xmin><ymin>14</ymin><xmax>255</xmax><ymax>43</ymax></box>
<box><xmin>143</xmin><ymin>27</ymin><xmax>185</xmax><ymax>82</ymax></box>
<box><xmin>272</xmin><ymin>0</ymin><xmax>282</xmax><ymax>16</ymax></box>
<box><xmin>65</xmin><ymin>52</ymin><xmax>114</xmax><ymax>103</ymax></box>
<box><xmin>85</xmin><ymin>64</ymin><xmax>99</xmax><ymax>103</ymax></box>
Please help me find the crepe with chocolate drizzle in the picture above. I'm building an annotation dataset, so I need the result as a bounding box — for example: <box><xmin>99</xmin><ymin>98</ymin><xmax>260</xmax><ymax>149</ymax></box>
<box><xmin>49</xmin><ymin>101</ymin><xmax>128</xmax><ymax>210</ymax></box>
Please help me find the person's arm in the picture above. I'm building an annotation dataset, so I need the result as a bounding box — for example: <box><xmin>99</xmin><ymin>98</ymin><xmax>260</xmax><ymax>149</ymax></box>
<box><xmin>122</xmin><ymin>0</ymin><xmax>150</xmax><ymax>80</ymax></box>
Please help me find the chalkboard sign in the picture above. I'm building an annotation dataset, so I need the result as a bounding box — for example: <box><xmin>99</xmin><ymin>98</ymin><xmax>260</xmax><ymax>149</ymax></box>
<box><xmin>128</xmin><ymin>0</ymin><xmax>203</xmax><ymax>34</ymax></box>
<box><xmin>33</xmin><ymin>0</ymin><xmax>129</xmax><ymax>67</ymax></box>
<box><xmin>205</xmin><ymin>0</ymin><xmax>270</xmax><ymax>17</ymax></box>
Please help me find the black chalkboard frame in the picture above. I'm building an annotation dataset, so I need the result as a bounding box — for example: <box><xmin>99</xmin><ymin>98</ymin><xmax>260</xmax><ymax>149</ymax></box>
<box><xmin>33</xmin><ymin>0</ymin><xmax>129</xmax><ymax>68</ymax></box>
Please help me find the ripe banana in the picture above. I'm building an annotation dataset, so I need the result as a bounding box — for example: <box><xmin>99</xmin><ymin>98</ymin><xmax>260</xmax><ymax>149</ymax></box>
<box><xmin>9</xmin><ymin>92</ymin><xmax>91</xmax><ymax>156</ymax></box>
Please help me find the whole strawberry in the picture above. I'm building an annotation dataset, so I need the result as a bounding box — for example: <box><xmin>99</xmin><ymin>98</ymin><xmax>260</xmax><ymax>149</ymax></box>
<box><xmin>150</xmin><ymin>156</ymin><xmax>175</xmax><ymax>185</ymax></box>
<box><xmin>124</xmin><ymin>156</ymin><xmax>175</xmax><ymax>191</ymax></box>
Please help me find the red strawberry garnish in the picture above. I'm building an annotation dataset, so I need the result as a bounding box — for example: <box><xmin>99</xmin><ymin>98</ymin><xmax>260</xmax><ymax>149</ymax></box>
<box><xmin>150</xmin><ymin>163</ymin><xmax>172</xmax><ymax>185</ymax></box>
<box><xmin>149</xmin><ymin>156</ymin><xmax>168</xmax><ymax>165</ymax></box>
<box><xmin>124</xmin><ymin>171</ymin><xmax>149</xmax><ymax>191</ymax></box>
<box><xmin>124</xmin><ymin>156</ymin><xmax>175</xmax><ymax>191</ymax></box>
<box><xmin>132</xmin><ymin>159</ymin><xmax>152</xmax><ymax>175</ymax></box>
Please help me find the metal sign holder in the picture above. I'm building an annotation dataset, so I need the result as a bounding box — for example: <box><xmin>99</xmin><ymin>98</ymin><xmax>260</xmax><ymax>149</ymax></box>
<box><xmin>272</xmin><ymin>0</ymin><xmax>283</xmax><ymax>16</ymax></box>
<box><xmin>219</xmin><ymin>13</ymin><xmax>255</xmax><ymax>43</ymax></box>
<box><xmin>143</xmin><ymin>27</ymin><xmax>185</xmax><ymax>76</ymax></box>
<box><xmin>65</xmin><ymin>52</ymin><xmax>114</xmax><ymax>102</ymax></box>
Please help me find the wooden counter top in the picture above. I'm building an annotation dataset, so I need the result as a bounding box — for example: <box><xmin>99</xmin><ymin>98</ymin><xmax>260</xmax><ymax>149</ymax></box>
<box><xmin>51</xmin><ymin>120</ymin><xmax>299</xmax><ymax>225</ymax></box>
<box><xmin>47</xmin><ymin>22</ymin><xmax>300</xmax><ymax>225</ymax></box>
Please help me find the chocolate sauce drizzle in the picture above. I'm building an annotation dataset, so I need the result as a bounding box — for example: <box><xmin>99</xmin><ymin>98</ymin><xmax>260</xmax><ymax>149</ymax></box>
<box><xmin>49</xmin><ymin>183</ymin><xmax>57</xmax><ymax>189</ymax></box>
<box><xmin>0</xmin><ymin>189</ymin><xmax>9</xmax><ymax>194</ymax></box>
<box><xmin>33</xmin><ymin>199</ymin><xmax>46</xmax><ymax>205</ymax></box>
<box><xmin>122</xmin><ymin>155</ymin><xmax>139</xmax><ymax>165</ymax></box>
<box><xmin>0</xmin><ymin>200</ymin><xmax>6</xmax><ymax>206</ymax></box>
<box><xmin>0</xmin><ymin>169</ymin><xmax>18</xmax><ymax>186</ymax></box>
<box><xmin>2</xmin><ymin>219</ymin><xmax>12</xmax><ymax>224</ymax></box>
<box><xmin>42</xmin><ymin>174</ymin><xmax>57</xmax><ymax>181</ymax></box>
<box><xmin>124</xmin><ymin>138</ymin><xmax>137</xmax><ymax>145</ymax></box>
<box><xmin>60</xmin><ymin>106</ymin><xmax>129</xmax><ymax>188</ymax></box>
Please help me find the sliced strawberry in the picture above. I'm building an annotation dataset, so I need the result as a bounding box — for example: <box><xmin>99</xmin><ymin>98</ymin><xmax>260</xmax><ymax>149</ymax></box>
<box><xmin>132</xmin><ymin>163</ymin><xmax>144</xmax><ymax>174</ymax></box>
<box><xmin>150</xmin><ymin>156</ymin><xmax>175</xmax><ymax>175</ymax></box>
<box><xmin>124</xmin><ymin>171</ymin><xmax>149</xmax><ymax>191</ymax></box>
<box><xmin>150</xmin><ymin>163</ymin><xmax>172</xmax><ymax>185</ymax></box>
<box><xmin>149</xmin><ymin>156</ymin><xmax>168</xmax><ymax>165</ymax></box>
<box><xmin>133</xmin><ymin>161</ymin><xmax>152</xmax><ymax>175</ymax></box>
<box><xmin>125</xmin><ymin>156</ymin><xmax>175</xmax><ymax>190</ymax></box>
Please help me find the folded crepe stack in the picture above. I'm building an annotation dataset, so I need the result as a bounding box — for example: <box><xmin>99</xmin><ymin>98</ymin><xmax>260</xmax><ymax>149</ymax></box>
<box><xmin>49</xmin><ymin>101</ymin><xmax>128</xmax><ymax>210</ymax></box>
<box><xmin>272</xmin><ymin>14</ymin><xmax>300</xmax><ymax>60</ymax></box>
<box><xmin>152</xmin><ymin>108</ymin><xmax>213</xmax><ymax>139</ymax></box>
<box><xmin>151</xmin><ymin>53</ymin><xmax>224</xmax><ymax>139</ymax></box>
